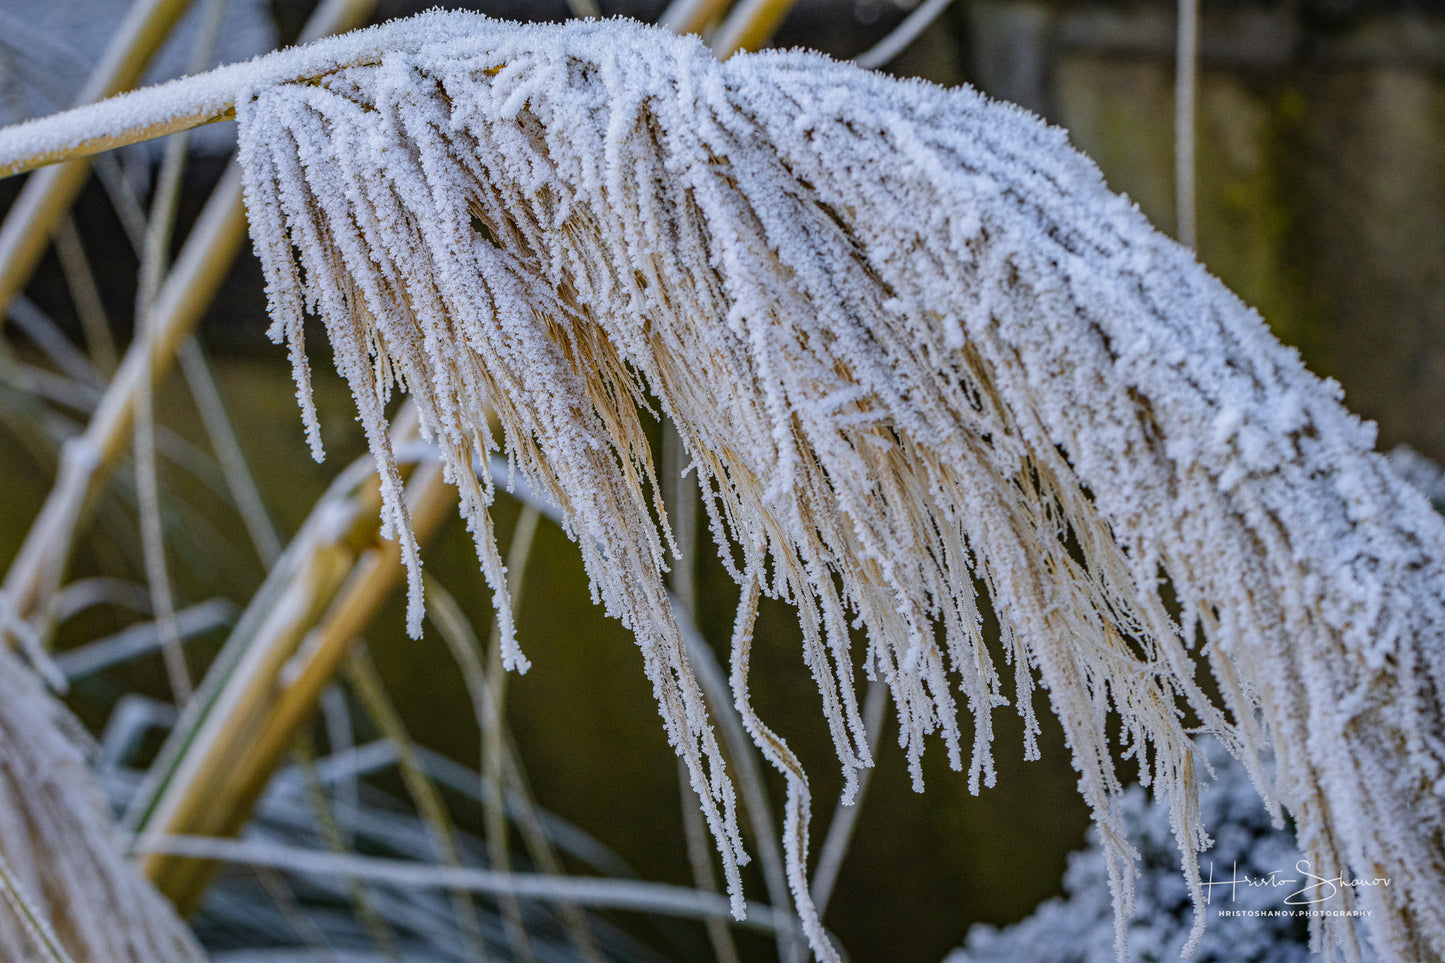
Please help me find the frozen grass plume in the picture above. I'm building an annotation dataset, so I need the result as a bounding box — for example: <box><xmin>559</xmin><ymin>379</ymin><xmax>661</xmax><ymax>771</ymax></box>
<box><xmin>1</xmin><ymin>11</ymin><xmax>1443</xmax><ymax>962</ymax></box>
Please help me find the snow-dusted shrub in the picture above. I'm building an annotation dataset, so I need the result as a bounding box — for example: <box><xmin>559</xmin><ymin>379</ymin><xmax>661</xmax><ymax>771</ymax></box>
<box><xmin>2</xmin><ymin>10</ymin><xmax>1443</xmax><ymax>962</ymax></box>
<box><xmin>948</xmin><ymin>738</ymin><xmax>1363</xmax><ymax>963</ymax></box>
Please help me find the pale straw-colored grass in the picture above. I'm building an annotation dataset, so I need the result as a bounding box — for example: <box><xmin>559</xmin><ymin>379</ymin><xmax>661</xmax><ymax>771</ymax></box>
<box><xmin>2</xmin><ymin>10</ymin><xmax>1444</xmax><ymax>963</ymax></box>
<box><xmin>213</xmin><ymin>12</ymin><xmax>1445</xmax><ymax>961</ymax></box>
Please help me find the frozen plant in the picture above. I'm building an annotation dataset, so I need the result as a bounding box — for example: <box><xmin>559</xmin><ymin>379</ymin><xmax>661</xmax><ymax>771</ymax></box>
<box><xmin>1</xmin><ymin>10</ymin><xmax>1444</xmax><ymax>963</ymax></box>
<box><xmin>0</xmin><ymin>642</ymin><xmax>204</xmax><ymax>962</ymax></box>
<box><xmin>948</xmin><ymin>737</ymin><xmax>1367</xmax><ymax>963</ymax></box>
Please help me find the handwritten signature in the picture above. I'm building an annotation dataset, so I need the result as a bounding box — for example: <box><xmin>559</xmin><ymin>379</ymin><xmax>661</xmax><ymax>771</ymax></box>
<box><xmin>1203</xmin><ymin>860</ymin><xmax>1390</xmax><ymax>906</ymax></box>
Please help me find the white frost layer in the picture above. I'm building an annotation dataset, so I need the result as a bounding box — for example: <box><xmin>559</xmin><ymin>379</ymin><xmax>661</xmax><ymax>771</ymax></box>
<box><xmin>211</xmin><ymin>12</ymin><xmax>1445</xmax><ymax>962</ymax></box>
<box><xmin>0</xmin><ymin>642</ymin><xmax>206</xmax><ymax>962</ymax></box>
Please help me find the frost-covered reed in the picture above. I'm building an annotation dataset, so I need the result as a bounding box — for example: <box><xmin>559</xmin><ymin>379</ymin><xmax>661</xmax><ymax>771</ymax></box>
<box><xmin>0</xmin><ymin>644</ymin><xmax>205</xmax><ymax>962</ymax></box>
<box><xmin>6</xmin><ymin>9</ymin><xmax>1436</xmax><ymax>961</ymax></box>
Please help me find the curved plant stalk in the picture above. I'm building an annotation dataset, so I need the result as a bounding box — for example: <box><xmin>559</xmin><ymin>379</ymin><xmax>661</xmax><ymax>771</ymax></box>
<box><xmin>728</xmin><ymin>567</ymin><xmax>831</xmax><ymax>957</ymax></box>
<box><xmin>808</xmin><ymin>677</ymin><xmax>887</xmax><ymax>918</ymax></box>
<box><xmin>132</xmin><ymin>833</ymin><xmax>816</xmax><ymax>940</ymax></box>
<box><xmin>853</xmin><ymin>0</ymin><xmax>957</xmax><ymax>70</ymax></box>
<box><xmin>710</xmin><ymin>0</ymin><xmax>799</xmax><ymax>56</ymax></box>
<box><xmin>133</xmin><ymin>67</ymin><xmax>207</xmax><ymax>710</ymax></box>
<box><xmin>0</xmin><ymin>0</ymin><xmax>194</xmax><ymax>317</ymax></box>
<box><xmin>673</xmin><ymin>597</ymin><xmax>800</xmax><ymax>962</ymax></box>
<box><xmin>663</xmin><ymin>422</ymin><xmax>742</xmax><ymax>963</ymax></box>
<box><xmin>53</xmin><ymin>217</ymin><xmax>118</xmax><ymax>372</ymax></box>
<box><xmin>130</xmin><ymin>424</ymin><xmax>455</xmax><ymax>911</ymax></box>
<box><xmin>475</xmin><ymin>506</ymin><xmax>548</xmax><ymax>963</ymax></box>
<box><xmin>179</xmin><ymin>339</ymin><xmax>284</xmax><ymax>566</ymax></box>
<box><xmin>292</xmin><ymin>731</ymin><xmax>401</xmax><ymax>957</ymax></box>
<box><xmin>677</xmin><ymin>761</ymin><xmax>743</xmax><ymax>963</ymax></box>
<box><xmin>659</xmin><ymin>0</ymin><xmax>735</xmax><ymax>37</ymax></box>
<box><xmin>0</xmin><ymin>0</ymin><xmax>379</xmax><ymax>650</ymax></box>
<box><xmin>6</xmin><ymin>295</ymin><xmax>104</xmax><ymax>387</ymax></box>
<box><xmin>563</xmin><ymin>0</ymin><xmax>602</xmax><ymax>20</ymax></box>
<box><xmin>428</xmin><ymin>568</ymin><xmax>542</xmax><ymax>963</ymax></box>
<box><xmin>483</xmin><ymin>508</ymin><xmax>546</xmax><ymax>963</ymax></box>
<box><xmin>130</xmin><ymin>0</ymin><xmax>231</xmax><ymax>707</ymax></box>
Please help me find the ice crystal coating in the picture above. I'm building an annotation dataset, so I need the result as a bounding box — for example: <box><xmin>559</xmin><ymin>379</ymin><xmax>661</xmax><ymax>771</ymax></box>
<box><xmin>948</xmin><ymin>738</ymin><xmax>1347</xmax><ymax>963</ymax></box>
<box><xmin>0</xmin><ymin>644</ymin><xmax>206</xmax><ymax>962</ymax></box>
<box><xmin>233</xmin><ymin>12</ymin><xmax>1445</xmax><ymax>961</ymax></box>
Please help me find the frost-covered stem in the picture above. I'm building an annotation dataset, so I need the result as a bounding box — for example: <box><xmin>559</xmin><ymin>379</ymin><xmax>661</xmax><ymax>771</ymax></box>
<box><xmin>711</xmin><ymin>0</ymin><xmax>800</xmax><ymax>56</ymax></box>
<box><xmin>0</xmin><ymin>11</ymin><xmax>488</xmax><ymax>180</ymax></box>
<box><xmin>0</xmin><ymin>0</ymin><xmax>192</xmax><ymax>317</ymax></box>
<box><xmin>0</xmin><ymin>102</ymin><xmax>225</xmax><ymax>179</ymax></box>
<box><xmin>1175</xmin><ymin>0</ymin><xmax>1199</xmax><ymax>247</ymax></box>
<box><xmin>135</xmin><ymin>833</ymin><xmax>810</xmax><ymax>935</ymax></box>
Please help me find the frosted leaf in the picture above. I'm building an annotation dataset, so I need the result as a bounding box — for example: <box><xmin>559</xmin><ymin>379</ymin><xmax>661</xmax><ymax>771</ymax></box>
<box><xmin>225</xmin><ymin>12</ymin><xmax>1445</xmax><ymax>962</ymax></box>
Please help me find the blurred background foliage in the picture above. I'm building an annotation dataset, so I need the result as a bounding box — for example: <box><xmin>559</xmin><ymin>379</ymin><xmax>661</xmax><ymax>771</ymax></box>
<box><xmin>0</xmin><ymin>1</ymin><xmax>1441</xmax><ymax>960</ymax></box>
